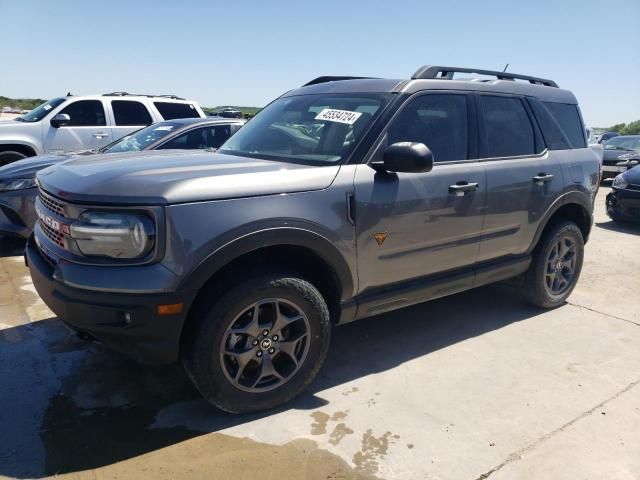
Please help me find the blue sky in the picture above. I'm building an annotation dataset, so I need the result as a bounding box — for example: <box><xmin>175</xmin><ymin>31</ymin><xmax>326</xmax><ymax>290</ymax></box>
<box><xmin>1</xmin><ymin>0</ymin><xmax>638</xmax><ymax>126</ymax></box>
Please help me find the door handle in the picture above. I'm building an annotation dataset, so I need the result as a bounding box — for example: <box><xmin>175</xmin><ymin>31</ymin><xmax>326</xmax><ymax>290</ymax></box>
<box><xmin>93</xmin><ymin>132</ymin><xmax>109</xmax><ymax>138</ymax></box>
<box><xmin>532</xmin><ymin>173</ymin><xmax>554</xmax><ymax>186</ymax></box>
<box><xmin>448</xmin><ymin>182</ymin><xmax>479</xmax><ymax>196</ymax></box>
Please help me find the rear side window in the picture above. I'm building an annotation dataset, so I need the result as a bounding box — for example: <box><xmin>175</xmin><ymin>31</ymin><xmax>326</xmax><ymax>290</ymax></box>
<box><xmin>480</xmin><ymin>96</ymin><xmax>536</xmax><ymax>158</ymax></box>
<box><xmin>543</xmin><ymin>102</ymin><xmax>586</xmax><ymax>149</ymax></box>
<box><xmin>154</xmin><ymin>102</ymin><xmax>200</xmax><ymax>120</ymax></box>
<box><xmin>59</xmin><ymin>100</ymin><xmax>106</xmax><ymax>126</ymax></box>
<box><xmin>387</xmin><ymin>94</ymin><xmax>468</xmax><ymax>162</ymax></box>
<box><xmin>112</xmin><ymin>100</ymin><xmax>152</xmax><ymax>126</ymax></box>
<box><xmin>528</xmin><ymin>99</ymin><xmax>571</xmax><ymax>150</ymax></box>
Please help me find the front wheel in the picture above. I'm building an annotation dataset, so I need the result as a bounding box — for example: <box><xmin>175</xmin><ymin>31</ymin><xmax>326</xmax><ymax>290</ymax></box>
<box><xmin>182</xmin><ymin>273</ymin><xmax>331</xmax><ymax>413</ymax></box>
<box><xmin>524</xmin><ymin>221</ymin><xmax>584</xmax><ymax>308</ymax></box>
<box><xmin>0</xmin><ymin>150</ymin><xmax>27</xmax><ymax>166</ymax></box>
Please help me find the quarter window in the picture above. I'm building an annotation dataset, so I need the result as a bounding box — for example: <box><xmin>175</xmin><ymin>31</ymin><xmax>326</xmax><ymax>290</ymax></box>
<box><xmin>112</xmin><ymin>100</ymin><xmax>152</xmax><ymax>126</ymax></box>
<box><xmin>387</xmin><ymin>94</ymin><xmax>469</xmax><ymax>162</ymax></box>
<box><xmin>480</xmin><ymin>96</ymin><xmax>535</xmax><ymax>158</ymax></box>
<box><xmin>59</xmin><ymin>100</ymin><xmax>106</xmax><ymax>126</ymax></box>
<box><xmin>154</xmin><ymin>102</ymin><xmax>200</xmax><ymax>120</ymax></box>
<box><xmin>543</xmin><ymin>102</ymin><xmax>586</xmax><ymax>149</ymax></box>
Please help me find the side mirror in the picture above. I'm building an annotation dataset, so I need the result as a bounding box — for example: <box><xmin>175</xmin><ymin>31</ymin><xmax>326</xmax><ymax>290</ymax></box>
<box><xmin>50</xmin><ymin>113</ymin><xmax>71</xmax><ymax>128</ymax></box>
<box><xmin>372</xmin><ymin>142</ymin><xmax>434</xmax><ymax>173</ymax></box>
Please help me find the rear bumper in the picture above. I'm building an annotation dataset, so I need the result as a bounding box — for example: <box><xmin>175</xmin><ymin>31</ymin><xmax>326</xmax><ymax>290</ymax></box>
<box><xmin>0</xmin><ymin>188</ymin><xmax>37</xmax><ymax>238</ymax></box>
<box><xmin>26</xmin><ymin>235</ymin><xmax>189</xmax><ymax>365</ymax></box>
<box><xmin>606</xmin><ymin>189</ymin><xmax>640</xmax><ymax>222</ymax></box>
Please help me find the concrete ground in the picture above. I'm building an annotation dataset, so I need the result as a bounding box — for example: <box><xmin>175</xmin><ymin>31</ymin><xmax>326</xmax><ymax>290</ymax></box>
<box><xmin>0</xmin><ymin>186</ymin><xmax>638</xmax><ymax>480</ymax></box>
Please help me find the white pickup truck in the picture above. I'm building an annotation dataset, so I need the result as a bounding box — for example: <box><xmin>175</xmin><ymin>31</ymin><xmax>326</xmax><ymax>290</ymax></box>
<box><xmin>0</xmin><ymin>92</ymin><xmax>205</xmax><ymax>165</ymax></box>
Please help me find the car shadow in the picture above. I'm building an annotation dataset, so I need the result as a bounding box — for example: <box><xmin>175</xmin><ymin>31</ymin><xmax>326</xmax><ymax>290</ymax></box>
<box><xmin>0</xmin><ymin>235</ymin><xmax>26</xmax><ymax>258</ymax></box>
<box><xmin>0</xmin><ymin>281</ymin><xmax>544</xmax><ymax>478</ymax></box>
<box><xmin>595</xmin><ymin>219</ymin><xmax>640</xmax><ymax>235</ymax></box>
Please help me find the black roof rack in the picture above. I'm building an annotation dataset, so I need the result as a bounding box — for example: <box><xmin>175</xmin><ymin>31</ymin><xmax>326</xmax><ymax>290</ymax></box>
<box><xmin>303</xmin><ymin>76</ymin><xmax>375</xmax><ymax>86</ymax></box>
<box><xmin>411</xmin><ymin>65</ymin><xmax>558</xmax><ymax>88</ymax></box>
<box><xmin>102</xmin><ymin>92</ymin><xmax>186</xmax><ymax>100</ymax></box>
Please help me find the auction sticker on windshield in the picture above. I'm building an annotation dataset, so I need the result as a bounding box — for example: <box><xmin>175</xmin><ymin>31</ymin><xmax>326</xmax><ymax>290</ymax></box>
<box><xmin>315</xmin><ymin>109</ymin><xmax>362</xmax><ymax>125</ymax></box>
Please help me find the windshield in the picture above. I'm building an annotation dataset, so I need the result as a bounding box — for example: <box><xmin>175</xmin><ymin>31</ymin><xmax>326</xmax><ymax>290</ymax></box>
<box><xmin>218</xmin><ymin>93</ymin><xmax>390</xmax><ymax>164</ymax></box>
<box><xmin>604</xmin><ymin>136</ymin><xmax>640</xmax><ymax>152</ymax></box>
<box><xmin>16</xmin><ymin>98</ymin><xmax>66</xmax><ymax>122</ymax></box>
<box><xmin>102</xmin><ymin>122</ymin><xmax>182</xmax><ymax>153</ymax></box>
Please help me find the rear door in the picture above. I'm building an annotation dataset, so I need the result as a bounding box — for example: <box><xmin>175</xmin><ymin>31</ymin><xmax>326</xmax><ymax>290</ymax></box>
<box><xmin>355</xmin><ymin>92</ymin><xmax>486</xmax><ymax>296</ymax></box>
<box><xmin>109</xmin><ymin>100</ymin><xmax>154</xmax><ymax>142</ymax></box>
<box><xmin>476</xmin><ymin>94</ymin><xmax>564</xmax><ymax>262</ymax></box>
<box><xmin>43</xmin><ymin>99</ymin><xmax>112</xmax><ymax>152</ymax></box>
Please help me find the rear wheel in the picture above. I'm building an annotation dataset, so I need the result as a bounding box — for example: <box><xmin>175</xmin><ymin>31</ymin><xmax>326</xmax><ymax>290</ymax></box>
<box><xmin>183</xmin><ymin>272</ymin><xmax>331</xmax><ymax>413</ymax></box>
<box><xmin>524</xmin><ymin>221</ymin><xmax>584</xmax><ymax>308</ymax></box>
<box><xmin>0</xmin><ymin>150</ymin><xmax>27</xmax><ymax>166</ymax></box>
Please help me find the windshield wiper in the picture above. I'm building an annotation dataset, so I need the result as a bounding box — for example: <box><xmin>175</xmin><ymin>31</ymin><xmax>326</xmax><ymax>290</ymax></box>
<box><xmin>14</xmin><ymin>117</ymin><xmax>25</xmax><ymax>122</ymax></box>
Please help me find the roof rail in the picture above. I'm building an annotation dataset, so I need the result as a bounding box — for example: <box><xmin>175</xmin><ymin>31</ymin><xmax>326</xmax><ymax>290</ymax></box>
<box><xmin>411</xmin><ymin>66</ymin><xmax>558</xmax><ymax>88</ymax></box>
<box><xmin>102</xmin><ymin>92</ymin><xmax>186</xmax><ymax>100</ymax></box>
<box><xmin>303</xmin><ymin>76</ymin><xmax>375</xmax><ymax>86</ymax></box>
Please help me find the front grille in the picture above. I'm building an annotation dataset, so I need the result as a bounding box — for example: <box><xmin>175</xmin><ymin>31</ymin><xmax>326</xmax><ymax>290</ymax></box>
<box><xmin>38</xmin><ymin>189</ymin><xmax>66</xmax><ymax>218</ymax></box>
<box><xmin>628</xmin><ymin>184</ymin><xmax>640</xmax><ymax>192</ymax></box>
<box><xmin>40</xmin><ymin>220</ymin><xmax>65</xmax><ymax>248</ymax></box>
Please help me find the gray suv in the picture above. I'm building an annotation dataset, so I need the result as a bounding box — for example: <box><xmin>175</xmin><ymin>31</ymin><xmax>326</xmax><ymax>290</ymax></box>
<box><xmin>26</xmin><ymin>66</ymin><xmax>600</xmax><ymax>413</ymax></box>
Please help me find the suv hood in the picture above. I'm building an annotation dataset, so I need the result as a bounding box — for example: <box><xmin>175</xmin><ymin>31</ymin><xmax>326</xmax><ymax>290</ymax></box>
<box><xmin>36</xmin><ymin>150</ymin><xmax>341</xmax><ymax>205</ymax></box>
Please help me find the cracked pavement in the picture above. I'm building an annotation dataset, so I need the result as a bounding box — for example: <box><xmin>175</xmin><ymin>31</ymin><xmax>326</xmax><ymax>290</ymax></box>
<box><xmin>0</xmin><ymin>186</ymin><xmax>638</xmax><ymax>479</ymax></box>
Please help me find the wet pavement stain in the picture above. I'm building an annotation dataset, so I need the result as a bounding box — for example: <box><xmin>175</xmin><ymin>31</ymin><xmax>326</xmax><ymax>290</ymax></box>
<box><xmin>310</xmin><ymin>411</ymin><xmax>331</xmax><ymax>435</ymax></box>
<box><xmin>352</xmin><ymin>430</ymin><xmax>394</xmax><ymax>476</ymax></box>
<box><xmin>329</xmin><ymin>423</ymin><xmax>355</xmax><ymax>446</ymax></box>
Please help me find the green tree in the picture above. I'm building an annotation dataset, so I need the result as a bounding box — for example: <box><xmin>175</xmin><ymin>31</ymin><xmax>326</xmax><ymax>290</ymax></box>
<box><xmin>607</xmin><ymin>123</ymin><xmax>626</xmax><ymax>133</ymax></box>
<box><xmin>621</xmin><ymin>120</ymin><xmax>640</xmax><ymax>135</ymax></box>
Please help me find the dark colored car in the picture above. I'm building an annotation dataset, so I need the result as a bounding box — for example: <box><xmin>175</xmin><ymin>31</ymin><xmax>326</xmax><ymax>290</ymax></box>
<box><xmin>26</xmin><ymin>65</ymin><xmax>599</xmax><ymax>413</ymax></box>
<box><xmin>0</xmin><ymin>117</ymin><xmax>244</xmax><ymax>237</ymax></box>
<box><xmin>600</xmin><ymin>135</ymin><xmax>640</xmax><ymax>181</ymax></box>
<box><xmin>606</xmin><ymin>165</ymin><xmax>640</xmax><ymax>222</ymax></box>
<box><xmin>598</xmin><ymin>131</ymin><xmax>620</xmax><ymax>144</ymax></box>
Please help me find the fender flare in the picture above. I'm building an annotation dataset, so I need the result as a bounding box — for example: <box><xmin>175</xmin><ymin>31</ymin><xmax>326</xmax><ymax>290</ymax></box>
<box><xmin>527</xmin><ymin>190</ymin><xmax>593</xmax><ymax>253</ymax></box>
<box><xmin>178</xmin><ymin>227</ymin><xmax>355</xmax><ymax>302</ymax></box>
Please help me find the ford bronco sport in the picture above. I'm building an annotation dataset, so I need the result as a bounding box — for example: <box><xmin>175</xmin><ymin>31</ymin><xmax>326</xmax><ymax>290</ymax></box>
<box><xmin>26</xmin><ymin>66</ymin><xmax>600</xmax><ymax>413</ymax></box>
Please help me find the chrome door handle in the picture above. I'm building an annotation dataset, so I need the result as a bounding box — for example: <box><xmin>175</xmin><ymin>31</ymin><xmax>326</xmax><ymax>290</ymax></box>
<box><xmin>93</xmin><ymin>132</ymin><xmax>109</xmax><ymax>138</ymax></box>
<box><xmin>448</xmin><ymin>182</ymin><xmax>479</xmax><ymax>196</ymax></box>
<box><xmin>532</xmin><ymin>173</ymin><xmax>554</xmax><ymax>185</ymax></box>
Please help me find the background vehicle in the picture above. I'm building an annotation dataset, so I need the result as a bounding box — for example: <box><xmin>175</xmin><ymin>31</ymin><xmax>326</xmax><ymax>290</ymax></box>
<box><xmin>0</xmin><ymin>92</ymin><xmax>205</xmax><ymax>165</ymax></box>
<box><xmin>27</xmin><ymin>66</ymin><xmax>599</xmax><ymax>413</ymax></box>
<box><xmin>606</xmin><ymin>166</ymin><xmax>640</xmax><ymax>223</ymax></box>
<box><xmin>0</xmin><ymin>118</ymin><xmax>244</xmax><ymax>238</ymax></box>
<box><xmin>598</xmin><ymin>131</ymin><xmax>620</xmax><ymax>144</ymax></box>
<box><xmin>600</xmin><ymin>135</ymin><xmax>640</xmax><ymax>180</ymax></box>
<box><xmin>210</xmin><ymin>108</ymin><xmax>244</xmax><ymax>119</ymax></box>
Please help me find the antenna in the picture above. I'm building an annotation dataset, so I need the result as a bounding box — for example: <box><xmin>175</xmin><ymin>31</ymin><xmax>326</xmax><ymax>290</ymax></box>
<box><xmin>502</xmin><ymin>63</ymin><xmax>509</xmax><ymax>72</ymax></box>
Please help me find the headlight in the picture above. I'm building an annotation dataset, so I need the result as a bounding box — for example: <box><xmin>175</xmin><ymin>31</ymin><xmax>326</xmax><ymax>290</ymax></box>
<box><xmin>70</xmin><ymin>211</ymin><xmax>155</xmax><ymax>259</ymax></box>
<box><xmin>612</xmin><ymin>174</ymin><xmax>629</xmax><ymax>189</ymax></box>
<box><xmin>618</xmin><ymin>153</ymin><xmax>637</xmax><ymax>161</ymax></box>
<box><xmin>0</xmin><ymin>178</ymin><xmax>37</xmax><ymax>191</ymax></box>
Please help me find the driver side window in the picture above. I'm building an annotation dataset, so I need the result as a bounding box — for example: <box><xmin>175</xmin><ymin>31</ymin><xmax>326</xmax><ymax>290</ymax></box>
<box><xmin>387</xmin><ymin>94</ymin><xmax>468</xmax><ymax>162</ymax></box>
<box><xmin>59</xmin><ymin>100</ymin><xmax>106</xmax><ymax>127</ymax></box>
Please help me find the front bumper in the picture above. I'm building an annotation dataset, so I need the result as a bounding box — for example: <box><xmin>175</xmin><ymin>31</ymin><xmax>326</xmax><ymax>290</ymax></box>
<box><xmin>26</xmin><ymin>235</ymin><xmax>190</xmax><ymax>365</ymax></box>
<box><xmin>606</xmin><ymin>188</ymin><xmax>640</xmax><ymax>222</ymax></box>
<box><xmin>0</xmin><ymin>188</ymin><xmax>38</xmax><ymax>238</ymax></box>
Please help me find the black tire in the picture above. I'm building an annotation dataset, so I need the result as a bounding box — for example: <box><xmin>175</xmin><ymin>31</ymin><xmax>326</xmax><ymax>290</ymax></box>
<box><xmin>524</xmin><ymin>221</ymin><xmax>584</xmax><ymax>309</ymax></box>
<box><xmin>182</xmin><ymin>272</ymin><xmax>331</xmax><ymax>413</ymax></box>
<box><xmin>0</xmin><ymin>150</ymin><xmax>27</xmax><ymax>166</ymax></box>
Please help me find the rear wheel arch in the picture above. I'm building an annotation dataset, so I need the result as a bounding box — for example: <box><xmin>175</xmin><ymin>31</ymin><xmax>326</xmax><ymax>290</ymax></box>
<box><xmin>529</xmin><ymin>194</ymin><xmax>592</xmax><ymax>253</ymax></box>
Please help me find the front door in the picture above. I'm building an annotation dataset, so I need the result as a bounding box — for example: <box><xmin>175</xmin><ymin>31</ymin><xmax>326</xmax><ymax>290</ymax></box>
<box><xmin>44</xmin><ymin>99</ymin><xmax>112</xmax><ymax>153</ymax></box>
<box><xmin>355</xmin><ymin>92</ymin><xmax>486</xmax><ymax>299</ymax></box>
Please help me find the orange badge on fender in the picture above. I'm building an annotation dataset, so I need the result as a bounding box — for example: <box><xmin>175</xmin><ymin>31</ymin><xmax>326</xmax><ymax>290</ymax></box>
<box><xmin>374</xmin><ymin>232</ymin><xmax>388</xmax><ymax>246</ymax></box>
